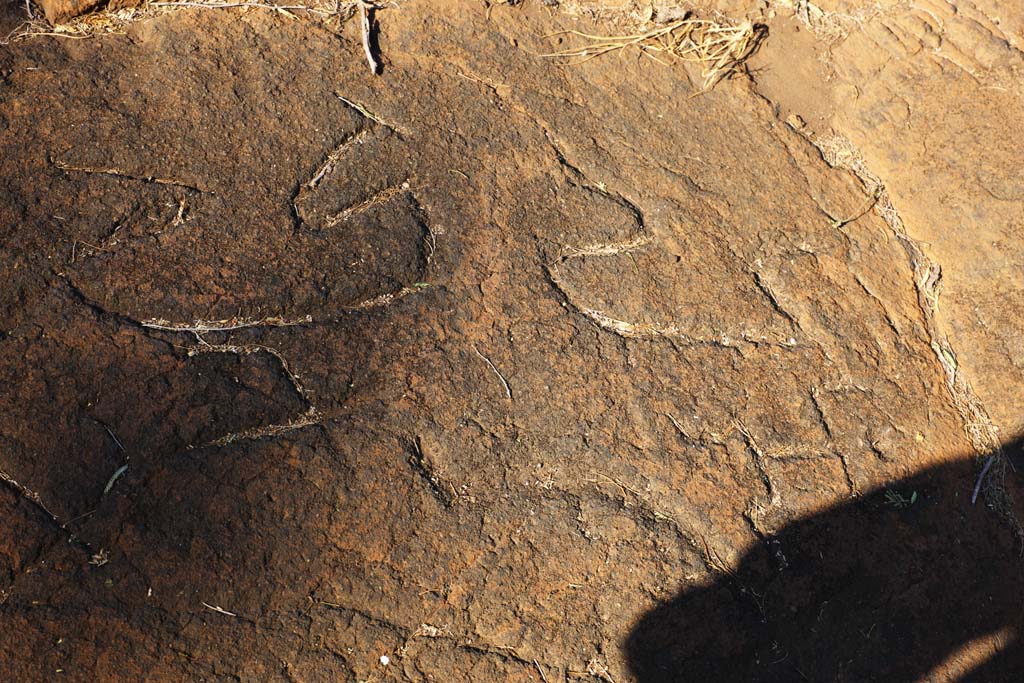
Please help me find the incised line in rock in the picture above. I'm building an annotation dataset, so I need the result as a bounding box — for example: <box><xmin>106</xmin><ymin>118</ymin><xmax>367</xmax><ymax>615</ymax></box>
<box><xmin>186</xmin><ymin>340</ymin><xmax>321</xmax><ymax>448</ymax></box>
<box><xmin>810</xmin><ymin>134</ymin><xmax>1013</xmax><ymax>527</ymax></box>
<box><xmin>53</xmin><ymin>158</ymin><xmax>210</xmax><ymax>194</ymax></box>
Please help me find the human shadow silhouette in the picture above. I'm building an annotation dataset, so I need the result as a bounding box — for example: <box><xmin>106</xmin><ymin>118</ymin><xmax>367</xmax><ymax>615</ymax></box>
<box><xmin>627</xmin><ymin>438</ymin><xmax>1024</xmax><ymax>682</ymax></box>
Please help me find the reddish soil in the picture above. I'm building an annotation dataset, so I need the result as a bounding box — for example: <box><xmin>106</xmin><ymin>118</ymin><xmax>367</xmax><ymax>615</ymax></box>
<box><xmin>1</xmin><ymin>1</ymin><xmax>1022</xmax><ymax>681</ymax></box>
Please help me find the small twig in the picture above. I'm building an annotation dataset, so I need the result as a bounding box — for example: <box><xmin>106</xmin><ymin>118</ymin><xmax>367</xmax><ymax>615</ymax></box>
<box><xmin>102</xmin><ymin>425</ymin><xmax>125</xmax><ymax>452</ymax></box>
<box><xmin>0</xmin><ymin>469</ymin><xmax>60</xmax><ymax>525</ymax></box>
<box><xmin>829</xmin><ymin>185</ymin><xmax>882</xmax><ymax>229</ymax></box>
<box><xmin>543</xmin><ymin>17</ymin><xmax>764</xmax><ymax>91</ymax></box>
<box><xmin>534</xmin><ymin>659</ymin><xmax>550</xmax><ymax>683</ymax></box>
<box><xmin>70</xmin><ymin>240</ymin><xmax>110</xmax><ymax>263</ymax></box>
<box><xmin>472</xmin><ymin>345</ymin><xmax>512</xmax><ymax>399</ymax></box>
<box><xmin>358</xmin><ymin>0</ymin><xmax>380</xmax><ymax>74</ymax></box>
<box><xmin>591</xmin><ymin>471</ymin><xmax>649</xmax><ymax>502</ymax></box>
<box><xmin>665</xmin><ymin>413</ymin><xmax>695</xmax><ymax>440</ymax></box>
<box><xmin>102</xmin><ymin>464</ymin><xmax>130</xmax><ymax>496</ymax></box>
<box><xmin>972</xmin><ymin>453</ymin><xmax>998</xmax><ymax>504</ymax></box>
<box><xmin>171</xmin><ymin>198</ymin><xmax>187</xmax><ymax>226</ymax></box>
<box><xmin>201</xmin><ymin>601</ymin><xmax>239</xmax><ymax>617</ymax></box>
<box><xmin>334</xmin><ymin>94</ymin><xmax>399</xmax><ymax>131</ymax></box>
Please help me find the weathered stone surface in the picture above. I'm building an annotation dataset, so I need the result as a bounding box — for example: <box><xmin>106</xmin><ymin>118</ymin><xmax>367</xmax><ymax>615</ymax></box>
<box><xmin>38</xmin><ymin>0</ymin><xmax>104</xmax><ymax>24</ymax></box>
<box><xmin>1</xmin><ymin>1</ymin><xmax>1021</xmax><ymax>680</ymax></box>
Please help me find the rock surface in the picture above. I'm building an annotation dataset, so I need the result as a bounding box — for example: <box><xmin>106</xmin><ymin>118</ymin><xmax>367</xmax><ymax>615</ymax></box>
<box><xmin>36</xmin><ymin>0</ymin><xmax>104</xmax><ymax>24</ymax></box>
<box><xmin>1</xmin><ymin>0</ymin><xmax>1022</xmax><ymax>680</ymax></box>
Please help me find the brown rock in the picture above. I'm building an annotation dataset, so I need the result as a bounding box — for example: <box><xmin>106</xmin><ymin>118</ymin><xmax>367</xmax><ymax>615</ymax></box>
<box><xmin>38</xmin><ymin>0</ymin><xmax>105</xmax><ymax>24</ymax></box>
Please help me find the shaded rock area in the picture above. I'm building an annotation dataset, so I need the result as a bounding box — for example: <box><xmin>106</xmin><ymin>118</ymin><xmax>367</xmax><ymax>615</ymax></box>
<box><xmin>1</xmin><ymin>0</ymin><xmax>1022</xmax><ymax>681</ymax></box>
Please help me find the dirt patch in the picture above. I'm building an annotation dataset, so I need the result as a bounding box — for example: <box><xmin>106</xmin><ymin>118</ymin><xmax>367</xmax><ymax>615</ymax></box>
<box><xmin>1</xmin><ymin>1</ymin><xmax>1022</xmax><ymax>681</ymax></box>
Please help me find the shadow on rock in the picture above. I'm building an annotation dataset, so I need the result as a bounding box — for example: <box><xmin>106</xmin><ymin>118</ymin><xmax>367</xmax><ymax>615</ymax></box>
<box><xmin>627</xmin><ymin>439</ymin><xmax>1024</xmax><ymax>682</ymax></box>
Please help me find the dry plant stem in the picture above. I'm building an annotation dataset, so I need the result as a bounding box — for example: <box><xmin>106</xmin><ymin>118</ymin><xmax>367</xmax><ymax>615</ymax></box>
<box><xmin>542</xmin><ymin>16</ymin><xmax>765</xmax><ymax>91</ymax></box>
<box><xmin>359</xmin><ymin>0</ymin><xmax>380</xmax><ymax>74</ymax></box>
<box><xmin>0</xmin><ymin>469</ymin><xmax>60</xmax><ymax>526</ymax></box>
<box><xmin>334</xmin><ymin>94</ymin><xmax>405</xmax><ymax>134</ymax></box>
<box><xmin>103</xmin><ymin>425</ymin><xmax>125</xmax><ymax>452</ymax></box>
<box><xmin>201</xmin><ymin>601</ymin><xmax>239</xmax><ymax>617</ymax></box>
<box><xmin>472</xmin><ymin>346</ymin><xmax>512</xmax><ymax>399</ymax></box>
<box><xmin>102</xmin><ymin>464</ymin><xmax>130</xmax><ymax>496</ymax></box>
<box><xmin>542</xmin><ymin>21</ymin><xmax>686</xmax><ymax>62</ymax></box>
<box><xmin>973</xmin><ymin>455</ymin><xmax>997</xmax><ymax>504</ymax></box>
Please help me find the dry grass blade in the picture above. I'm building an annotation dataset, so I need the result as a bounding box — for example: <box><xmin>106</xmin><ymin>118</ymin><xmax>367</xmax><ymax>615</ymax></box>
<box><xmin>542</xmin><ymin>15</ymin><xmax>766</xmax><ymax>91</ymax></box>
<box><xmin>542</xmin><ymin>20</ymin><xmax>691</xmax><ymax>62</ymax></box>
<box><xmin>3</xmin><ymin>6</ymin><xmax>147</xmax><ymax>42</ymax></box>
<box><xmin>542</xmin><ymin>19</ymin><xmax>695</xmax><ymax>63</ymax></box>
